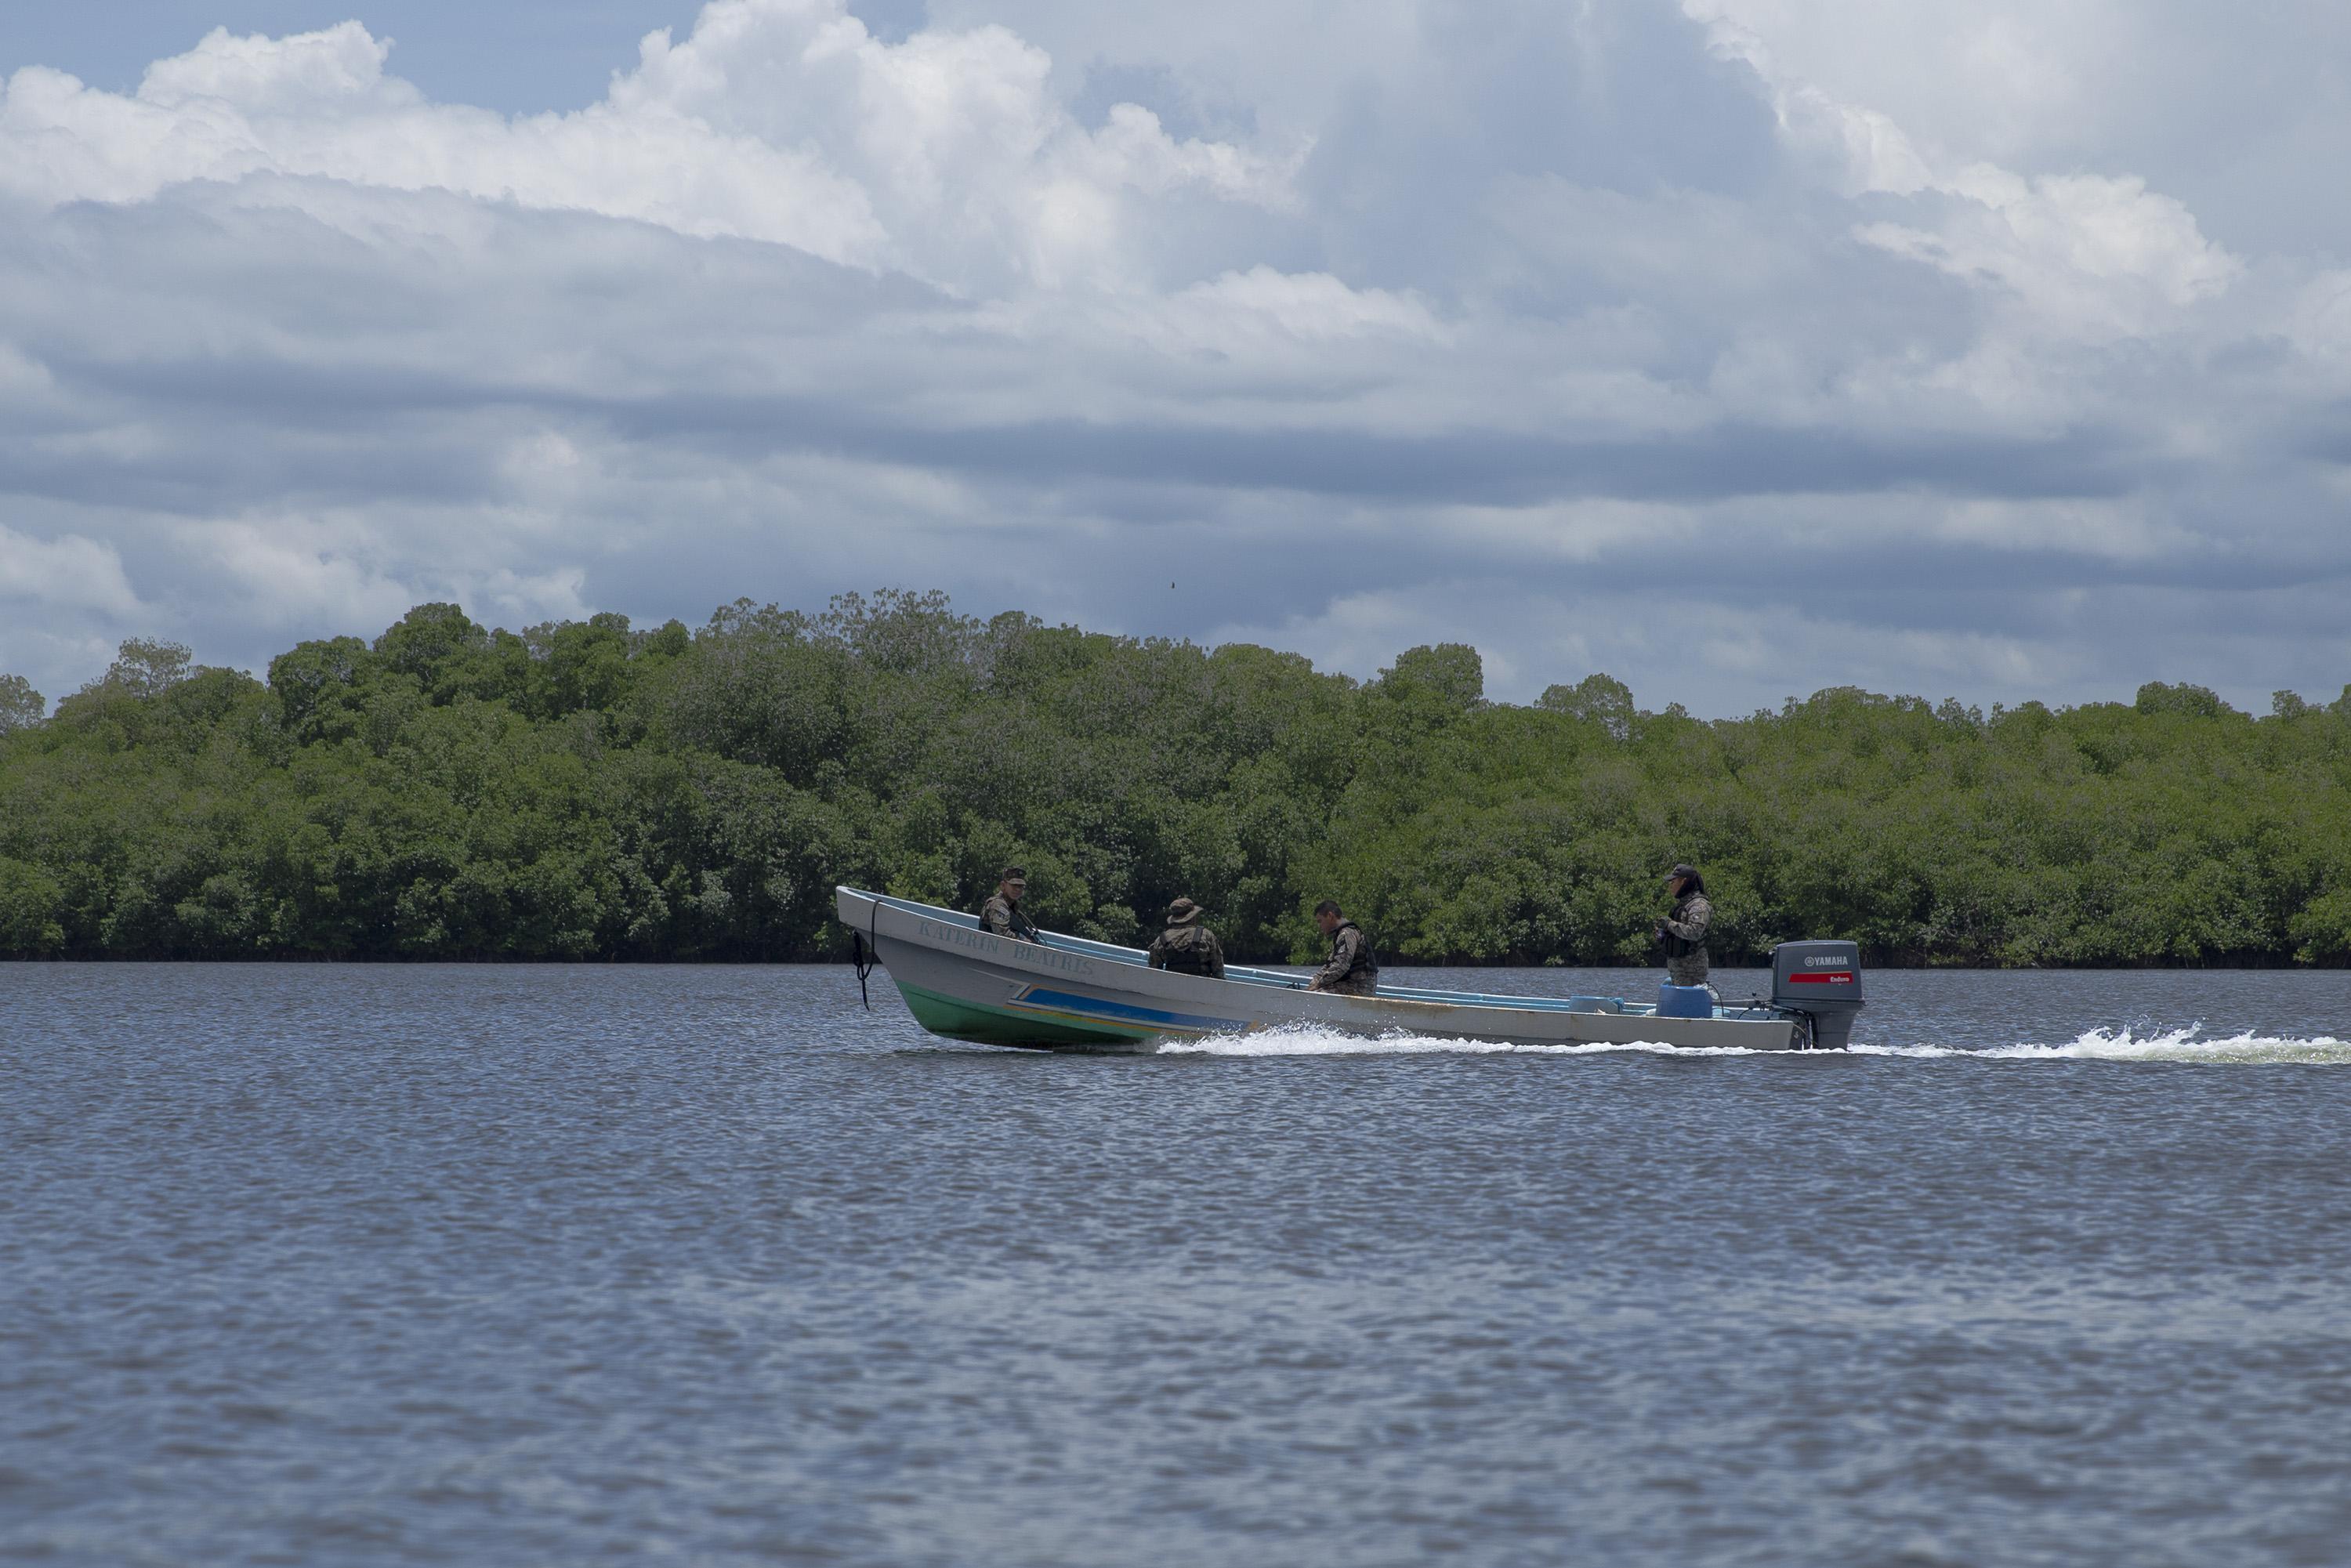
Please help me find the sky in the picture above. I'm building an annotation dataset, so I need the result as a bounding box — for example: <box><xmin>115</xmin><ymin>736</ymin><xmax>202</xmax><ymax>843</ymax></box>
<box><xmin>3</xmin><ymin>0</ymin><xmax>2350</xmax><ymax>715</ymax></box>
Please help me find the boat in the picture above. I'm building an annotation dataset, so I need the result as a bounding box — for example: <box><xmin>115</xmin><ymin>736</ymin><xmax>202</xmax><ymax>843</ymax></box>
<box><xmin>835</xmin><ymin>886</ymin><xmax>1865</xmax><ymax>1052</ymax></box>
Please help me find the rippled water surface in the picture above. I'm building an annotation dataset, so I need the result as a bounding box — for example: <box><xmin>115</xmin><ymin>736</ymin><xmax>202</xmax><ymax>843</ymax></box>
<box><xmin>8</xmin><ymin>962</ymin><xmax>2351</xmax><ymax>1566</ymax></box>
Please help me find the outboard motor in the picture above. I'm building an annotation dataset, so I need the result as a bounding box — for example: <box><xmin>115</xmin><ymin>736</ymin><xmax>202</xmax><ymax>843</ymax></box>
<box><xmin>1770</xmin><ymin>940</ymin><xmax>1864</xmax><ymax>1050</ymax></box>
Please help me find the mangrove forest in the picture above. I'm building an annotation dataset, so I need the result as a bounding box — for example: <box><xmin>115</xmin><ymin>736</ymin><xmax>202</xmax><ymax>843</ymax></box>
<box><xmin>2</xmin><ymin>591</ymin><xmax>2348</xmax><ymax>966</ymax></box>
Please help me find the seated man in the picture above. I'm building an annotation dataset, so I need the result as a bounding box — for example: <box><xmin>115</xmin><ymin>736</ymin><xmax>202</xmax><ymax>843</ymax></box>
<box><xmin>977</xmin><ymin>866</ymin><xmax>1041</xmax><ymax>942</ymax></box>
<box><xmin>1147</xmin><ymin>897</ymin><xmax>1226</xmax><ymax>977</ymax></box>
<box><xmin>1307</xmin><ymin>899</ymin><xmax>1378</xmax><ymax>996</ymax></box>
<box><xmin>1652</xmin><ymin>862</ymin><xmax>1712</xmax><ymax>988</ymax></box>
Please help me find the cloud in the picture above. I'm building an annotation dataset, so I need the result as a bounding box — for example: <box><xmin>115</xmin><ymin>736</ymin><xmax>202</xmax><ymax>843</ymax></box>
<box><xmin>1</xmin><ymin>0</ymin><xmax>2349</xmax><ymax>717</ymax></box>
<box><xmin>1684</xmin><ymin>2</ymin><xmax>2241</xmax><ymax>341</ymax></box>
<box><xmin>0</xmin><ymin>523</ymin><xmax>141</xmax><ymax>617</ymax></box>
<box><xmin>0</xmin><ymin>2</ymin><xmax>1294</xmax><ymax>290</ymax></box>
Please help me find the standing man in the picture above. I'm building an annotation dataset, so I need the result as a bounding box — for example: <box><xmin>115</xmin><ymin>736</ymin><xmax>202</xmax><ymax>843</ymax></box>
<box><xmin>1147</xmin><ymin>897</ymin><xmax>1226</xmax><ymax>977</ymax></box>
<box><xmin>1653</xmin><ymin>863</ymin><xmax>1712</xmax><ymax>988</ymax></box>
<box><xmin>1307</xmin><ymin>900</ymin><xmax>1378</xmax><ymax>995</ymax></box>
<box><xmin>978</xmin><ymin>867</ymin><xmax>1041</xmax><ymax>942</ymax></box>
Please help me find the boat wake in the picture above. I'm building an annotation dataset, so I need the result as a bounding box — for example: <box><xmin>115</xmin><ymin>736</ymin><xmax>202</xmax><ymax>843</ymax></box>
<box><xmin>1160</xmin><ymin>1024</ymin><xmax>1758</xmax><ymax>1058</ymax></box>
<box><xmin>1851</xmin><ymin>1027</ymin><xmax>2351</xmax><ymax>1064</ymax></box>
<box><xmin>1158</xmin><ymin>1023</ymin><xmax>2351</xmax><ymax>1064</ymax></box>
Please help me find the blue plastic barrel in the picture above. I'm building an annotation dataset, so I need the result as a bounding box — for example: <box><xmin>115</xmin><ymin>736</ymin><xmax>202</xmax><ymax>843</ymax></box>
<box><xmin>1656</xmin><ymin>983</ymin><xmax>1713</xmax><ymax>1019</ymax></box>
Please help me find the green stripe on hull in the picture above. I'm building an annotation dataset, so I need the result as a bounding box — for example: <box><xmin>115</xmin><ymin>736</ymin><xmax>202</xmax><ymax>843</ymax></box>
<box><xmin>895</xmin><ymin>981</ymin><xmax>1157</xmax><ymax>1048</ymax></box>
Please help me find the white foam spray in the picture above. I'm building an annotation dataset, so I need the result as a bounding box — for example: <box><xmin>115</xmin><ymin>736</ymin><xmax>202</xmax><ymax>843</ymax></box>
<box><xmin>1155</xmin><ymin>1023</ymin><xmax>2351</xmax><ymax>1064</ymax></box>
<box><xmin>1849</xmin><ymin>1027</ymin><xmax>2351</xmax><ymax>1065</ymax></box>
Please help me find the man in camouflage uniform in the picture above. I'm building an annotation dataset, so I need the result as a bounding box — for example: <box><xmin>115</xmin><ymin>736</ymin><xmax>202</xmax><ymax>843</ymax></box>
<box><xmin>1653</xmin><ymin>862</ymin><xmax>1712</xmax><ymax>987</ymax></box>
<box><xmin>977</xmin><ymin>867</ymin><xmax>1041</xmax><ymax>943</ymax></box>
<box><xmin>1308</xmin><ymin>900</ymin><xmax>1378</xmax><ymax>996</ymax></box>
<box><xmin>1147</xmin><ymin>897</ymin><xmax>1226</xmax><ymax>977</ymax></box>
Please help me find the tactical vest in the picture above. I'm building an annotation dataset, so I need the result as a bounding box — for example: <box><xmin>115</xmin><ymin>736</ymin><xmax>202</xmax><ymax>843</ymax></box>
<box><xmin>980</xmin><ymin>896</ymin><xmax>1038</xmax><ymax>940</ymax></box>
<box><xmin>1159</xmin><ymin>926</ymin><xmax>1215</xmax><ymax>973</ymax></box>
<box><xmin>1662</xmin><ymin>896</ymin><xmax>1704</xmax><ymax>958</ymax></box>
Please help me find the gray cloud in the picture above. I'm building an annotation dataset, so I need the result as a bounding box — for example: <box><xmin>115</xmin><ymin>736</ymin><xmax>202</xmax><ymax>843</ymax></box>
<box><xmin>2</xmin><ymin>0</ymin><xmax>2350</xmax><ymax>716</ymax></box>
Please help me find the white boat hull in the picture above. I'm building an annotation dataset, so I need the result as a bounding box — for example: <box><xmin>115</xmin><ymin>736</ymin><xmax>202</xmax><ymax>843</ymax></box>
<box><xmin>837</xmin><ymin>887</ymin><xmax>1810</xmax><ymax>1052</ymax></box>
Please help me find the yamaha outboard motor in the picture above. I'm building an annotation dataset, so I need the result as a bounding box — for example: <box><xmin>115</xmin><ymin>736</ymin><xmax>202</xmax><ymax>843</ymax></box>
<box><xmin>1770</xmin><ymin>940</ymin><xmax>1864</xmax><ymax>1050</ymax></box>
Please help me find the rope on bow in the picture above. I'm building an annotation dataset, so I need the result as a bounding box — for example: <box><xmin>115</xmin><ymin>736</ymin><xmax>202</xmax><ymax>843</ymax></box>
<box><xmin>849</xmin><ymin>896</ymin><xmax>881</xmax><ymax>1009</ymax></box>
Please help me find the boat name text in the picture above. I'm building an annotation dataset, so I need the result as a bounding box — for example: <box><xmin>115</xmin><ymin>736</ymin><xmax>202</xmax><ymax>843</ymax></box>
<box><xmin>915</xmin><ymin>918</ymin><xmax>1098</xmax><ymax>976</ymax></box>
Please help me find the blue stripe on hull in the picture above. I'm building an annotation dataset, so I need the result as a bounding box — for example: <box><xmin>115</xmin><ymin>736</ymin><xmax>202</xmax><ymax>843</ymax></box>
<box><xmin>1012</xmin><ymin>987</ymin><xmax>1250</xmax><ymax>1035</ymax></box>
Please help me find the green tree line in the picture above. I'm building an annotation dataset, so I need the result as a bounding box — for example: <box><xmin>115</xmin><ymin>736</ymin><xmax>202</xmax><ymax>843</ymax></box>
<box><xmin>3</xmin><ymin>592</ymin><xmax>2349</xmax><ymax>965</ymax></box>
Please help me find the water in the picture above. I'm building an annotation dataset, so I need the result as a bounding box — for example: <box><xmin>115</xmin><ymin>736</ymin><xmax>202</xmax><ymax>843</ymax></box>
<box><xmin>6</xmin><ymin>962</ymin><xmax>2351</xmax><ymax>1566</ymax></box>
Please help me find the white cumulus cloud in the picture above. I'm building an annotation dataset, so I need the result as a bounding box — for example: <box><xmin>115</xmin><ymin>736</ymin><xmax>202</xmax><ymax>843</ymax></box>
<box><xmin>0</xmin><ymin>0</ymin><xmax>1295</xmax><ymax>292</ymax></box>
<box><xmin>1</xmin><ymin>0</ymin><xmax>2349</xmax><ymax>715</ymax></box>
<box><xmin>0</xmin><ymin>525</ymin><xmax>143</xmax><ymax>617</ymax></box>
<box><xmin>1683</xmin><ymin>0</ymin><xmax>2241</xmax><ymax>339</ymax></box>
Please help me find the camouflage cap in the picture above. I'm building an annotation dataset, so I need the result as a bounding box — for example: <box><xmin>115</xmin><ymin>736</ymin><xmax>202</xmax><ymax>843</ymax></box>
<box><xmin>1165</xmin><ymin>897</ymin><xmax>1202</xmax><ymax>925</ymax></box>
<box><xmin>1668</xmin><ymin>863</ymin><xmax>1698</xmax><ymax>882</ymax></box>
